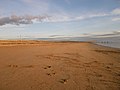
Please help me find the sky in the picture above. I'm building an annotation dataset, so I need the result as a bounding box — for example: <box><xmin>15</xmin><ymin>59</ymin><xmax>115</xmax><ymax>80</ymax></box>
<box><xmin>0</xmin><ymin>0</ymin><xmax>120</xmax><ymax>39</ymax></box>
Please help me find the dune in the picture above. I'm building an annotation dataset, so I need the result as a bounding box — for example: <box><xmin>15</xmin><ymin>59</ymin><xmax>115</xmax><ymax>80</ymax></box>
<box><xmin>0</xmin><ymin>40</ymin><xmax>120</xmax><ymax>90</ymax></box>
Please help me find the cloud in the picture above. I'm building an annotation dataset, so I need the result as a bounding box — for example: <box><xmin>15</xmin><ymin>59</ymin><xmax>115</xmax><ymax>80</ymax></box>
<box><xmin>47</xmin><ymin>13</ymin><xmax>108</xmax><ymax>22</ymax></box>
<box><xmin>111</xmin><ymin>8</ymin><xmax>120</xmax><ymax>22</ymax></box>
<box><xmin>112</xmin><ymin>17</ymin><xmax>120</xmax><ymax>21</ymax></box>
<box><xmin>0</xmin><ymin>15</ymin><xmax>50</xmax><ymax>26</ymax></box>
<box><xmin>48</xmin><ymin>31</ymin><xmax>120</xmax><ymax>38</ymax></box>
<box><xmin>111</xmin><ymin>8</ymin><xmax>120</xmax><ymax>15</ymax></box>
<box><xmin>92</xmin><ymin>31</ymin><xmax>120</xmax><ymax>37</ymax></box>
<box><xmin>0</xmin><ymin>13</ymin><xmax>110</xmax><ymax>26</ymax></box>
<box><xmin>87</xmin><ymin>13</ymin><xmax>108</xmax><ymax>18</ymax></box>
<box><xmin>1</xmin><ymin>7</ymin><xmax>120</xmax><ymax>26</ymax></box>
<box><xmin>50</xmin><ymin>7</ymin><xmax>120</xmax><ymax>23</ymax></box>
<box><xmin>49</xmin><ymin>35</ymin><xmax>66</xmax><ymax>37</ymax></box>
<box><xmin>79</xmin><ymin>31</ymin><xmax>120</xmax><ymax>38</ymax></box>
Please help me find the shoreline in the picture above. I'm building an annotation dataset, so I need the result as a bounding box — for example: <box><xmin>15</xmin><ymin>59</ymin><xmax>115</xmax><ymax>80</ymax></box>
<box><xmin>93</xmin><ymin>43</ymin><xmax>120</xmax><ymax>50</ymax></box>
<box><xmin>95</xmin><ymin>42</ymin><xmax>120</xmax><ymax>49</ymax></box>
<box><xmin>0</xmin><ymin>40</ymin><xmax>120</xmax><ymax>50</ymax></box>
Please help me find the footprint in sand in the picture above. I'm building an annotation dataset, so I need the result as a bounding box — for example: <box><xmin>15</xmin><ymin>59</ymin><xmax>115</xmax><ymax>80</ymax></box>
<box><xmin>43</xmin><ymin>65</ymin><xmax>51</xmax><ymax>69</ymax></box>
<box><xmin>44</xmin><ymin>65</ymin><xmax>56</xmax><ymax>76</ymax></box>
<box><xmin>7</xmin><ymin>64</ymin><xmax>34</xmax><ymax>68</ymax></box>
<box><xmin>46</xmin><ymin>72</ymin><xmax>56</xmax><ymax>76</ymax></box>
<box><xmin>58</xmin><ymin>74</ymin><xmax>70</xmax><ymax>84</ymax></box>
<box><xmin>59</xmin><ymin>79</ymin><xmax>68</xmax><ymax>84</ymax></box>
<box><xmin>22</xmin><ymin>65</ymin><xmax>34</xmax><ymax>68</ymax></box>
<box><xmin>8</xmin><ymin>64</ymin><xmax>18</xmax><ymax>68</ymax></box>
<box><xmin>46</xmin><ymin>73</ymin><xmax>51</xmax><ymax>76</ymax></box>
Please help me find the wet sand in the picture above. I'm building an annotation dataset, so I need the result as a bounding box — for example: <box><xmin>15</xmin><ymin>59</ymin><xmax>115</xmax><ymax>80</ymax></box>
<box><xmin>0</xmin><ymin>40</ymin><xmax>120</xmax><ymax>90</ymax></box>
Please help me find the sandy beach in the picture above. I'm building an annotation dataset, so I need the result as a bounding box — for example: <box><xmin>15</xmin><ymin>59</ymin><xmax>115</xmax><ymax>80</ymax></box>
<box><xmin>0</xmin><ymin>40</ymin><xmax>120</xmax><ymax>90</ymax></box>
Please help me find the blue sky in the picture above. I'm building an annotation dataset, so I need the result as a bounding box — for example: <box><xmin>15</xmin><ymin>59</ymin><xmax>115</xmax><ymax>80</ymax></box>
<box><xmin>0</xmin><ymin>0</ymin><xmax>120</xmax><ymax>39</ymax></box>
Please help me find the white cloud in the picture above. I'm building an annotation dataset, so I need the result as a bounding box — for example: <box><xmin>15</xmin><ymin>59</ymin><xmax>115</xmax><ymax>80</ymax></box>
<box><xmin>0</xmin><ymin>14</ymin><xmax>50</xmax><ymax>26</ymax></box>
<box><xmin>111</xmin><ymin>8</ymin><xmax>120</xmax><ymax>15</ymax></box>
<box><xmin>88</xmin><ymin>13</ymin><xmax>108</xmax><ymax>18</ymax></box>
<box><xmin>1</xmin><ymin>7</ymin><xmax>120</xmax><ymax>26</ymax></box>
<box><xmin>95</xmin><ymin>31</ymin><xmax>120</xmax><ymax>37</ymax></box>
<box><xmin>111</xmin><ymin>8</ymin><xmax>120</xmax><ymax>22</ymax></box>
<box><xmin>47</xmin><ymin>13</ymin><xmax>108</xmax><ymax>22</ymax></box>
<box><xmin>50</xmin><ymin>7</ymin><xmax>120</xmax><ymax>23</ymax></box>
<box><xmin>84</xmin><ymin>31</ymin><xmax>120</xmax><ymax>38</ymax></box>
<box><xmin>0</xmin><ymin>12</ymin><xmax>111</xmax><ymax>26</ymax></box>
<box><xmin>112</xmin><ymin>17</ymin><xmax>120</xmax><ymax>21</ymax></box>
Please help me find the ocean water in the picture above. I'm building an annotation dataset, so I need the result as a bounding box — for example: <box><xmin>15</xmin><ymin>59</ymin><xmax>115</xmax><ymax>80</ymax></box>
<box><xmin>49</xmin><ymin>36</ymin><xmax>120</xmax><ymax>49</ymax></box>
<box><xmin>22</xmin><ymin>36</ymin><xmax>120</xmax><ymax>49</ymax></box>
<box><xmin>92</xmin><ymin>36</ymin><xmax>120</xmax><ymax>49</ymax></box>
<box><xmin>95</xmin><ymin>42</ymin><xmax>120</xmax><ymax>49</ymax></box>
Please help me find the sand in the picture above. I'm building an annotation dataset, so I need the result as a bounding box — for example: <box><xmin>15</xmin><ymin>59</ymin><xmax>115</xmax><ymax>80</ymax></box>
<box><xmin>0</xmin><ymin>40</ymin><xmax>120</xmax><ymax>90</ymax></box>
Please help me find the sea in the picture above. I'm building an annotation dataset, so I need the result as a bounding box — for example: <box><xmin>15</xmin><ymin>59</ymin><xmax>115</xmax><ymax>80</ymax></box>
<box><xmin>31</xmin><ymin>36</ymin><xmax>120</xmax><ymax>49</ymax></box>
